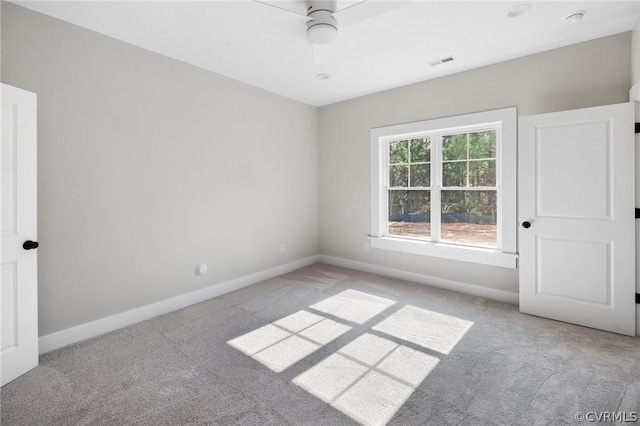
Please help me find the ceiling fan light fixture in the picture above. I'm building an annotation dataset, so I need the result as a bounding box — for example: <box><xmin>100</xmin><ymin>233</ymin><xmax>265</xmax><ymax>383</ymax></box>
<box><xmin>306</xmin><ymin>10</ymin><xmax>338</xmax><ymax>45</ymax></box>
<box><xmin>307</xmin><ymin>24</ymin><xmax>338</xmax><ymax>44</ymax></box>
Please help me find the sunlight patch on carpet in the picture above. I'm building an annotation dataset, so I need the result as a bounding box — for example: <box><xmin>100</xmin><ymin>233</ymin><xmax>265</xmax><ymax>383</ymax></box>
<box><xmin>227</xmin><ymin>310</ymin><xmax>351</xmax><ymax>372</ymax></box>
<box><xmin>309</xmin><ymin>289</ymin><xmax>397</xmax><ymax>324</ymax></box>
<box><xmin>228</xmin><ymin>288</ymin><xmax>474</xmax><ymax>425</ymax></box>
<box><xmin>293</xmin><ymin>333</ymin><xmax>439</xmax><ymax>425</ymax></box>
<box><xmin>373</xmin><ymin>305</ymin><xmax>473</xmax><ymax>354</ymax></box>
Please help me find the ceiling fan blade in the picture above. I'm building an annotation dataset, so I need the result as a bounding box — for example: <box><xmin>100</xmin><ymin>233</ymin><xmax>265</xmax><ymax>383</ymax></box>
<box><xmin>253</xmin><ymin>0</ymin><xmax>311</xmax><ymax>23</ymax></box>
<box><xmin>312</xmin><ymin>44</ymin><xmax>330</xmax><ymax>65</ymax></box>
<box><xmin>334</xmin><ymin>0</ymin><xmax>410</xmax><ymax>27</ymax></box>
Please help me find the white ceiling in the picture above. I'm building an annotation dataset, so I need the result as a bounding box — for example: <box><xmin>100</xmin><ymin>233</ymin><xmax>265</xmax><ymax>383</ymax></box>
<box><xmin>11</xmin><ymin>1</ymin><xmax>640</xmax><ymax>107</ymax></box>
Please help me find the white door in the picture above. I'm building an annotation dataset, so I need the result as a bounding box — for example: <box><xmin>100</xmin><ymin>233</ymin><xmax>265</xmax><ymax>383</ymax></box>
<box><xmin>1</xmin><ymin>84</ymin><xmax>38</xmax><ymax>386</ymax></box>
<box><xmin>519</xmin><ymin>102</ymin><xmax>635</xmax><ymax>336</ymax></box>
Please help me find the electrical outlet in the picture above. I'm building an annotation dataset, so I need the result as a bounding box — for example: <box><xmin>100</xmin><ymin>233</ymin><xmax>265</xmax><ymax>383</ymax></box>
<box><xmin>364</xmin><ymin>242</ymin><xmax>370</xmax><ymax>252</ymax></box>
<box><xmin>280</xmin><ymin>243</ymin><xmax>286</xmax><ymax>253</ymax></box>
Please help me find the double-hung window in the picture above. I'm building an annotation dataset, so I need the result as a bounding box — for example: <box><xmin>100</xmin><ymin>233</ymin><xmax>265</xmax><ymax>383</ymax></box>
<box><xmin>370</xmin><ymin>108</ymin><xmax>517</xmax><ymax>268</ymax></box>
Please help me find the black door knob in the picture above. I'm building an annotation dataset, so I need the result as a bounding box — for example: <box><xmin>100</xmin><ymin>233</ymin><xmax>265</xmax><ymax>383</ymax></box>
<box><xmin>23</xmin><ymin>240</ymin><xmax>39</xmax><ymax>250</ymax></box>
<box><xmin>522</xmin><ymin>221</ymin><xmax>531</xmax><ymax>229</ymax></box>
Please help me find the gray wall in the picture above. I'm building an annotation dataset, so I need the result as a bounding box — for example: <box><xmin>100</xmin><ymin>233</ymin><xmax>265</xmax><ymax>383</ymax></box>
<box><xmin>318</xmin><ymin>32</ymin><xmax>632</xmax><ymax>296</ymax></box>
<box><xmin>1</xmin><ymin>3</ymin><xmax>318</xmax><ymax>336</ymax></box>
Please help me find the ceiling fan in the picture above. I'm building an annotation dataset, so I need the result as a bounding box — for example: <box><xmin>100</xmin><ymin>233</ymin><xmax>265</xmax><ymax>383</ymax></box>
<box><xmin>254</xmin><ymin>0</ymin><xmax>409</xmax><ymax>64</ymax></box>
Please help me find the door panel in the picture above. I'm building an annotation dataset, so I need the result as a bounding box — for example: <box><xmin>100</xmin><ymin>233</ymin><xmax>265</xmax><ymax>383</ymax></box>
<box><xmin>536</xmin><ymin>121</ymin><xmax>610</xmax><ymax>219</ymax></box>
<box><xmin>1</xmin><ymin>84</ymin><xmax>38</xmax><ymax>386</ymax></box>
<box><xmin>1</xmin><ymin>103</ymin><xmax>17</xmax><ymax>236</ymax></box>
<box><xmin>1</xmin><ymin>262</ymin><xmax>18</xmax><ymax>351</ymax></box>
<box><xmin>519</xmin><ymin>102</ymin><xmax>635</xmax><ymax>336</ymax></box>
<box><xmin>536</xmin><ymin>237</ymin><xmax>610</xmax><ymax>305</ymax></box>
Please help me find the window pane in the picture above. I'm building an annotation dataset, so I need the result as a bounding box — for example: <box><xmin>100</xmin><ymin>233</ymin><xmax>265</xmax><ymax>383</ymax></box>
<box><xmin>389</xmin><ymin>165</ymin><xmax>408</xmax><ymax>187</ymax></box>
<box><xmin>468</xmin><ymin>131</ymin><xmax>496</xmax><ymax>159</ymax></box>
<box><xmin>442</xmin><ymin>134</ymin><xmax>467</xmax><ymax>161</ymax></box>
<box><xmin>442</xmin><ymin>162</ymin><xmax>466</xmax><ymax>187</ymax></box>
<box><xmin>410</xmin><ymin>164</ymin><xmax>430</xmax><ymax>187</ymax></box>
<box><xmin>410</xmin><ymin>138</ymin><xmax>430</xmax><ymax>162</ymax></box>
<box><xmin>389</xmin><ymin>140</ymin><xmax>408</xmax><ymax>164</ymax></box>
<box><xmin>441</xmin><ymin>190</ymin><xmax>497</xmax><ymax>247</ymax></box>
<box><xmin>388</xmin><ymin>190</ymin><xmax>430</xmax><ymax>239</ymax></box>
<box><xmin>468</xmin><ymin>160</ymin><xmax>496</xmax><ymax>187</ymax></box>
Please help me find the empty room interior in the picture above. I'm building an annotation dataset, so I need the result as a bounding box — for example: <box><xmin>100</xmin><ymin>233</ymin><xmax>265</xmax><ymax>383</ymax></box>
<box><xmin>2</xmin><ymin>0</ymin><xmax>640</xmax><ymax>425</ymax></box>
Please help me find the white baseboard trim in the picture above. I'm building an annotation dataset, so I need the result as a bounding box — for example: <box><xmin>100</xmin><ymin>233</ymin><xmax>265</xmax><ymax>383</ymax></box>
<box><xmin>38</xmin><ymin>255</ymin><xmax>320</xmax><ymax>354</ymax></box>
<box><xmin>319</xmin><ymin>255</ymin><xmax>519</xmax><ymax>305</ymax></box>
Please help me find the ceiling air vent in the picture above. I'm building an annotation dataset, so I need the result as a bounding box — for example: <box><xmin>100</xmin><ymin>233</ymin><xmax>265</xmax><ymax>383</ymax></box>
<box><xmin>430</xmin><ymin>56</ymin><xmax>455</xmax><ymax>67</ymax></box>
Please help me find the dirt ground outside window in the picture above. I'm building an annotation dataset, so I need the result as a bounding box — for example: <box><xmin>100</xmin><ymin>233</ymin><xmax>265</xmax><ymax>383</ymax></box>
<box><xmin>388</xmin><ymin>222</ymin><xmax>497</xmax><ymax>247</ymax></box>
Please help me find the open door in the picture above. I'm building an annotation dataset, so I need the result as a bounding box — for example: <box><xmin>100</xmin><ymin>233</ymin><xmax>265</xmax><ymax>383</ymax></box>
<box><xmin>518</xmin><ymin>102</ymin><xmax>635</xmax><ymax>336</ymax></box>
<box><xmin>1</xmin><ymin>84</ymin><xmax>39</xmax><ymax>386</ymax></box>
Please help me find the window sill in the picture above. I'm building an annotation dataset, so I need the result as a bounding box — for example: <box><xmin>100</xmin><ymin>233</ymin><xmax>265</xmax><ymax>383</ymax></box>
<box><xmin>369</xmin><ymin>236</ymin><xmax>518</xmax><ymax>269</ymax></box>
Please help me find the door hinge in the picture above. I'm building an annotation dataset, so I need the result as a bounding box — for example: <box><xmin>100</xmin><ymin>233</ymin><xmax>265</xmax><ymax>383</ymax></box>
<box><xmin>636</xmin><ymin>123</ymin><xmax>640</xmax><ymax>134</ymax></box>
<box><xmin>637</xmin><ymin>293</ymin><xmax>640</xmax><ymax>304</ymax></box>
<box><xmin>636</xmin><ymin>208</ymin><xmax>640</xmax><ymax>218</ymax></box>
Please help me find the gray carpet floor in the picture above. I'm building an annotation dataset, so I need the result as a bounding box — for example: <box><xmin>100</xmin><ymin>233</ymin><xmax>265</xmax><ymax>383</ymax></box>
<box><xmin>1</xmin><ymin>263</ymin><xmax>639</xmax><ymax>425</ymax></box>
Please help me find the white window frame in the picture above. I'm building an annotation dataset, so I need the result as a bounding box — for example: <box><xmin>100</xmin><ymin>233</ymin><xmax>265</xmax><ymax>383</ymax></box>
<box><xmin>370</xmin><ymin>107</ymin><xmax>518</xmax><ymax>268</ymax></box>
